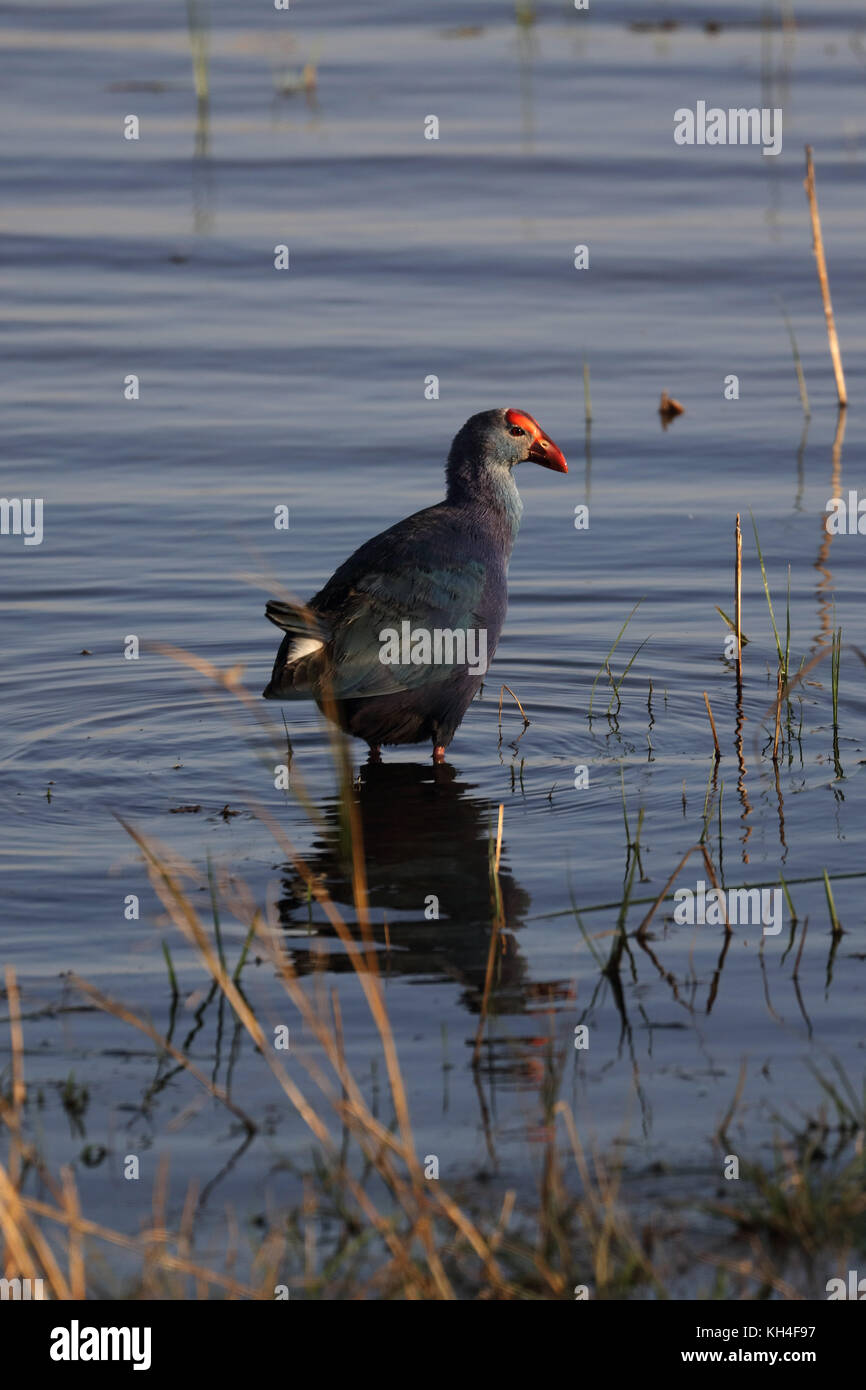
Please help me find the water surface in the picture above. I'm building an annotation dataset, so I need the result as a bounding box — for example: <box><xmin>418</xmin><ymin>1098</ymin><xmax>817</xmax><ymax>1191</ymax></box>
<box><xmin>2</xmin><ymin>0</ymin><xmax>865</xmax><ymax>1295</ymax></box>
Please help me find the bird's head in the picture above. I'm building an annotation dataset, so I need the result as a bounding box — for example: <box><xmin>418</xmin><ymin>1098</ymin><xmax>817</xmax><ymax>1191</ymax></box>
<box><xmin>446</xmin><ymin>408</ymin><xmax>567</xmax><ymax>500</ymax></box>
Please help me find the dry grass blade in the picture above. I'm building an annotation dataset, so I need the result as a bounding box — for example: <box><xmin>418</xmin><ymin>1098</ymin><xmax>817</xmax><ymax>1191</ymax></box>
<box><xmin>716</xmin><ymin>1059</ymin><xmax>748</xmax><ymax>1146</ymax></box>
<box><xmin>68</xmin><ymin>974</ymin><xmax>257</xmax><ymax>1134</ymax></box>
<box><xmin>0</xmin><ymin>1163</ymin><xmax>70</xmax><ymax>1298</ymax></box>
<box><xmin>752</xmin><ymin>643</ymin><xmax>830</xmax><ymax>766</ymax></box>
<box><xmin>804</xmin><ymin>145</ymin><xmax>847</xmax><ymax>407</ymax></box>
<box><xmin>117</xmin><ymin>807</ymin><xmax>462</xmax><ymax>1299</ymax></box>
<box><xmin>703</xmin><ymin>691</ymin><xmax>721</xmax><ymax>761</ymax></box>
<box><xmin>635</xmin><ymin>844</ymin><xmax>701</xmax><ymax>941</ymax></box>
<box><xmin>734</xmin><ymin>514</ymin><xmax>743</xmax><ymax>680</ymax></box>
<box><xmin>10</xmin><ymin>1190</ymin><xmax>269</xmax><ymax>1298</ymax></box>
<box><xmin>117</xmin><ymin>815</ymin><xmax>333</xmax><ymax>1150</ymax></box>
<box><xmin>498</xmin><ymin>683</ymin><xmax>531</xmax><ymax>728</ymax></box>
<box><xmin>493</xmin><ymin>802</ymin><xmax>504</xmax><ymax>874</ymax></box>
<box><xmin>0</xmin><ymin>1164</ymin><xmax>41</xmax><ymax>1286</ymax></box>
<box><xmin>473</xmin><ymin>806</ymin><xmax>507</xmax><ymax>1066</ymax></box>
<box><xmin>700</xmin><ymin>845</ymin><xmax>730</xmax><ymax>932</ymax></box>
<box><xmin>3</xmin><ymin>967</ymin><xmax>25</xmax><ymax>1189</ymax></box>
<box><xmin>61</xmin><ymin>1167</ymin><xmax>86</xmax><ymax>1300</ymax></box>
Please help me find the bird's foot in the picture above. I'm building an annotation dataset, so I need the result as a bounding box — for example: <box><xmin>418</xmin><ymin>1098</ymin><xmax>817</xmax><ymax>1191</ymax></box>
<box><xmin>432</xmin><ymin>744</ymin><xmax>446</xmax><ymax>764</ymax></box>
<box><xmin>368</xmin><ymin>744</ymin><xmax>382</xmax><ymax>763</ymax></box>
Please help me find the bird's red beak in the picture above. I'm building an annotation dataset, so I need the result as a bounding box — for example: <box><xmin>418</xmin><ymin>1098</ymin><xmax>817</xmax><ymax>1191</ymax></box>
<box><xmin>506</xmin><ymin>408</ymin><xmax>568</xmax><ymax>473</ymax></box>
<box><xmin>528</xmin><ymin>434</ymin><xmax>568</xmax><ymax>473</ymax></box>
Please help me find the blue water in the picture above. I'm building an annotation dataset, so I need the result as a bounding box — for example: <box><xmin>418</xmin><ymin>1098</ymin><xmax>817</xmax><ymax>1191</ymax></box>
<box><xmin>2</xmin><ymin>0</ymin><xmax>865</xmax><ymax>1293</ymax></box>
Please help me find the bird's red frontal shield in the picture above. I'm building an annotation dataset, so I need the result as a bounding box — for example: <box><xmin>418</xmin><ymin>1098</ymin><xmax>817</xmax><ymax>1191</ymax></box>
<box><xmin>505</xmin><ymin>408</ymin><xmax>568</xmax><ymax>473</ymax></box>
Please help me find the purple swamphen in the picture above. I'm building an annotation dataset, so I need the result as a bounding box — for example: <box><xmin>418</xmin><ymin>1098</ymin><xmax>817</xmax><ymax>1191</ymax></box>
<box><xmin>263</xmin><ymin>407</ymin><xmax>567</xmax><ymax>761</ymax></box>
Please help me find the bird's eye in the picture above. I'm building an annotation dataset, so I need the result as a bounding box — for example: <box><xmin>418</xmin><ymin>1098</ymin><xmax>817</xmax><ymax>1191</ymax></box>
<box><xmin>508</xmin><ymin>426</ymin><xmax>526</xmax><ymax>437</ymax></box>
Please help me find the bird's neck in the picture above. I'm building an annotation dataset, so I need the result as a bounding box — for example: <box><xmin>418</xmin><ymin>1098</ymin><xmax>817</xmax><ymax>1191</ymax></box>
<box><xmin>446</xmin><ymin>463</ymin><xmax>523</xmax><ymax>551</ymax></box>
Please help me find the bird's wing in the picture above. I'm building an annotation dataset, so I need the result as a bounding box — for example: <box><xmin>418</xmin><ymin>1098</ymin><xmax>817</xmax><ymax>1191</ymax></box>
<box><xmin>327</xmin><ymin>562</ymin><xmax>491</xmax><ymax>698</ymax></box>
<box><xmin>311</xmin><ymin>510</ymin><xmax>499</xmax><ymax>699</ymax></box>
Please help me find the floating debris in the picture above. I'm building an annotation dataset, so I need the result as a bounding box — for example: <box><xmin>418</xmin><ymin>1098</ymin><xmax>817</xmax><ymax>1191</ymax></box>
<box><xmin>659</xmin><ymin>391</ymin><xmax>685</xmax><ymax>428</ymax></box>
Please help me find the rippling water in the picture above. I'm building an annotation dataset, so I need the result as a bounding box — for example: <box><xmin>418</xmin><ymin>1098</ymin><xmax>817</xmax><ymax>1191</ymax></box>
<box><xmin>2</xmin><ymin>0</ymin><xmax>865</xmax><ymax>1292</ymax></box>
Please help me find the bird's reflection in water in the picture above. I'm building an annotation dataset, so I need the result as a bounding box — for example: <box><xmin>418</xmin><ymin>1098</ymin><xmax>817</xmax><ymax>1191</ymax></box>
<box><xmin>276</xmin><ymin>760</ymin><xmax>537</xmax><ymax>1019</ymax></box>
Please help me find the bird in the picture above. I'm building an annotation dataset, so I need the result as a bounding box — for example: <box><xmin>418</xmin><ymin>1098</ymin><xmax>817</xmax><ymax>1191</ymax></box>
<box><xmin>262</xmin><ymin>407</ymin><xmax>567</xmax><ymax>762</ymax></box>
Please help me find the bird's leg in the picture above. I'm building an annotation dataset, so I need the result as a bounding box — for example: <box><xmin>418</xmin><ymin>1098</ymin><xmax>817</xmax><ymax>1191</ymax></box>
<box><xmin>368</xmin><ymin>744</ymin><xmax>382</xmax><ymax>763</ymax></box>
<box><xmin>432</xmin><ymin>744</ymin><xmax>446</xmax><ymax>764</ymax></box>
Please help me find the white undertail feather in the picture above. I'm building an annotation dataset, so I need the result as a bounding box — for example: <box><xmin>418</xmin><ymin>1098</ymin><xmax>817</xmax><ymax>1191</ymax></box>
<box><xmin>285</xmin><ymin>636</ymin><xmax>324</xmax><ymax>663</ymax></box>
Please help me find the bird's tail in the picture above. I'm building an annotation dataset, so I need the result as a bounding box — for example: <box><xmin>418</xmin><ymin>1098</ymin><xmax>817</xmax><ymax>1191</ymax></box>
<box><xmin>264</xmin><ymin>599</ymin><xmax>329</xmax><ymax>640</ymax></box>
<box><xmin>263</xmin><ymin>600</ymin><xmax>330</xmax><ymax>700</ymax></box>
